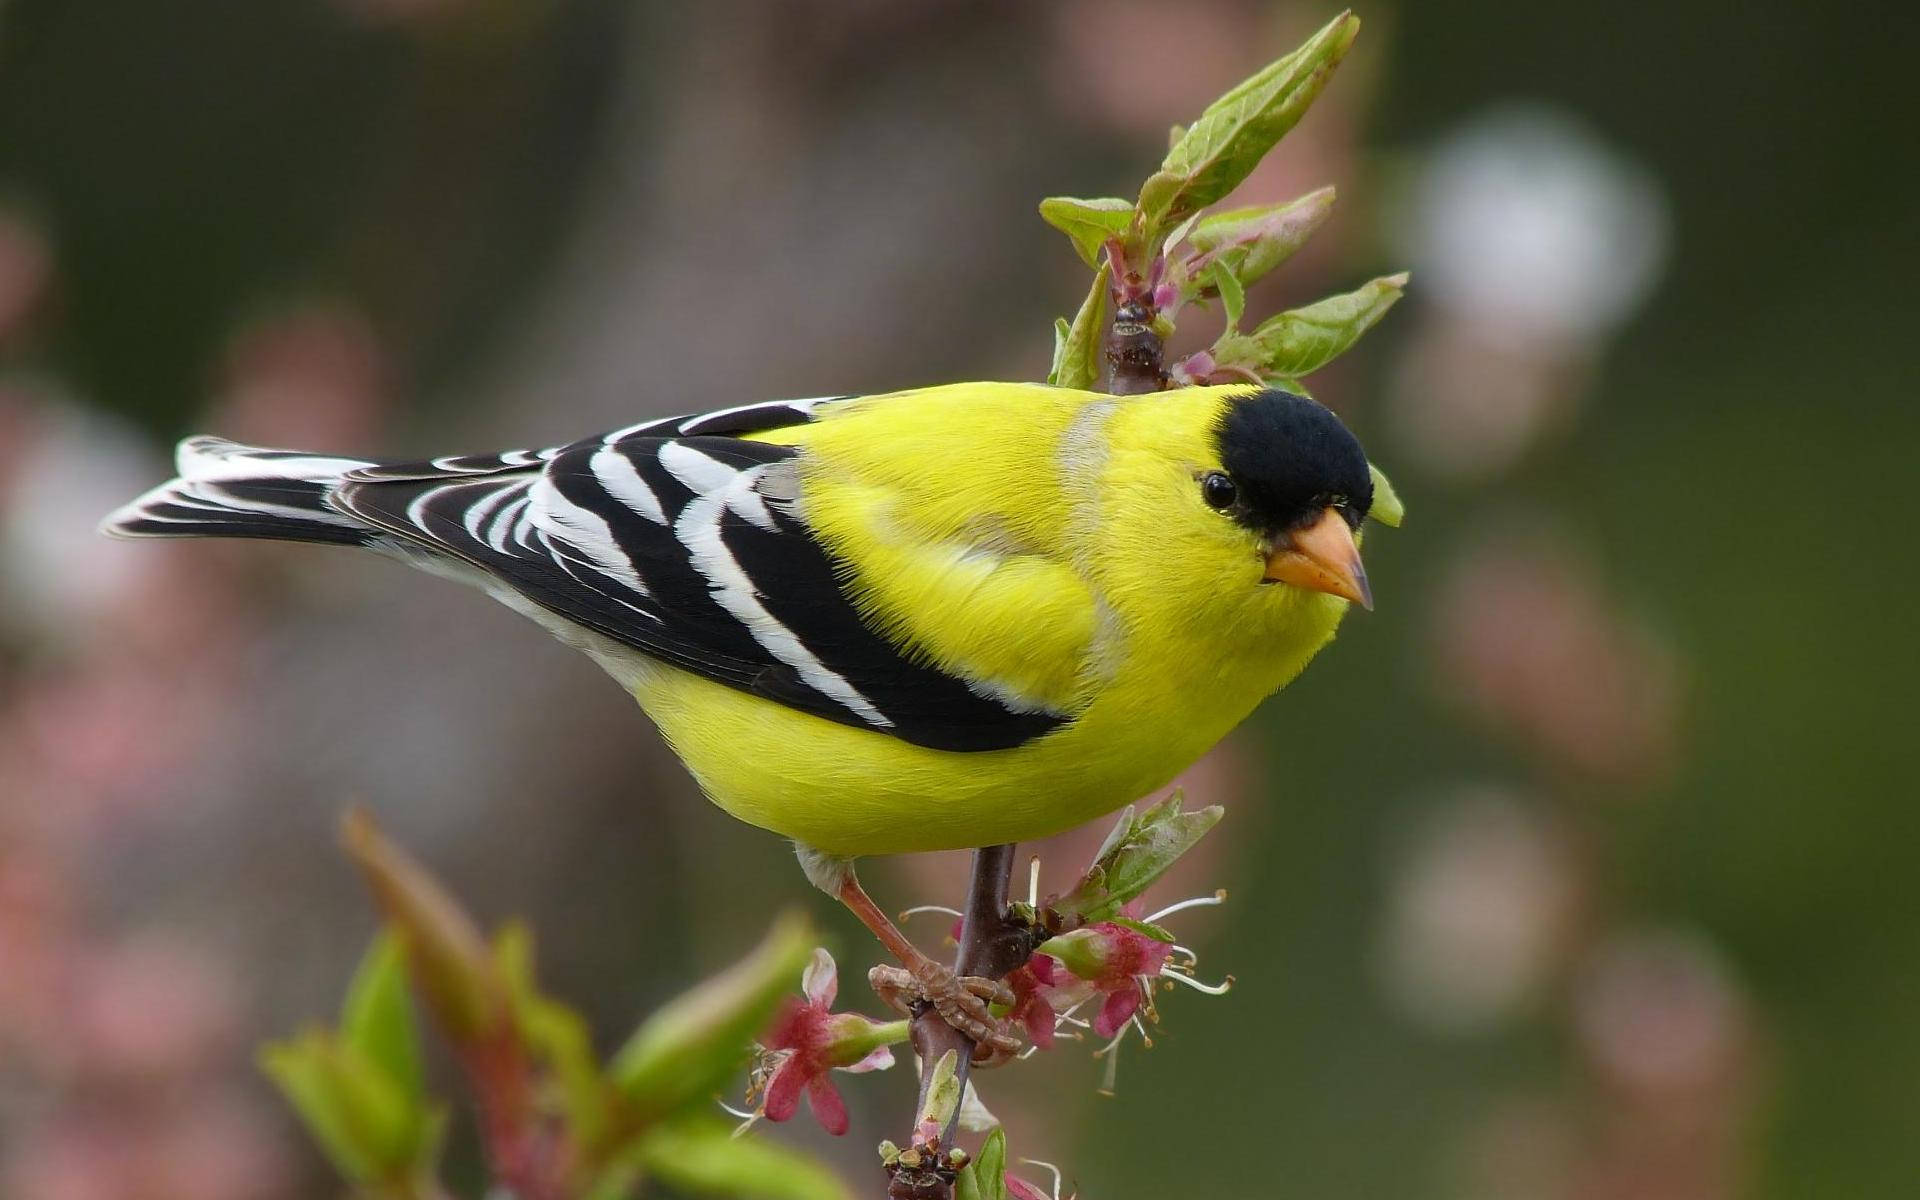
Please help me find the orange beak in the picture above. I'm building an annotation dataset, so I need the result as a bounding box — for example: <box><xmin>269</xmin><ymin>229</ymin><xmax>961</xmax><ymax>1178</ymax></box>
<box><xmin>1263</xmin><ymin>506</ymin><xmax>1373</xmax><ymax>609</ymax></box>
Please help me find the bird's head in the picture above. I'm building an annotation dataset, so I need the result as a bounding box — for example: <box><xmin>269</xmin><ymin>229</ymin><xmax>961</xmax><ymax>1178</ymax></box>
<box><xmin>1209</xmin><ymin>387</ymin><xmax>1375</xmax><ymax>610</ymax></box>
<box><xmin>1088</xmin><ymin>386</ymin><xmax>1393</xmax><ymax>662</ymax></box>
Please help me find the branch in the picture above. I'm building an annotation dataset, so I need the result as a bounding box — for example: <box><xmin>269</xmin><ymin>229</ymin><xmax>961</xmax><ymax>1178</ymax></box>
<box><xmin>886</xmin><ymin>845</ymin><xmax>1035</xmax><ymax>1200</ymax></box>
<box><xmin>1103</xmin><ymin>244</ymin><xmax>1170</xmax><ymax>396</ymax></box>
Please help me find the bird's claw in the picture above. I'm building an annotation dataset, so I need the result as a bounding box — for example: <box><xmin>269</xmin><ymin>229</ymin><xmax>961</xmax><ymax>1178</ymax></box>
<box><xmin>869</xmin><ymin>961</ymin><xmax>1021</xmax><ymax>1063</ymax></box>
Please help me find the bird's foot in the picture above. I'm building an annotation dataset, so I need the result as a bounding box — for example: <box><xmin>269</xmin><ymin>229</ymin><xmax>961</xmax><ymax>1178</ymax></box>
<box><xmin>869</xmin><ymin>958</ymin><xmax>1021</xmax><ymax>1064</ymax></box>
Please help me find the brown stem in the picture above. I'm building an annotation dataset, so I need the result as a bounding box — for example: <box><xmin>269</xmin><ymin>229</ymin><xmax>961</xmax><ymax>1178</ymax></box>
<box><xmin>1105</xmin><ymin>296</ymin><xmax>1169</xmax><ymax>395</ymax></box>
<box><xmin>1099</xmin><ymin>239</ymin><xmax>1170</xmax><ymax>396</ymax></box>
<box><xmin>1101</xmin><ymin>228</ymin><xmax>1172</xmax><ymax>385</ymax></box>
<box><xmin>886</xmin><ymin>844</ymin><xmax>1034</xmax><ymax>1200</ymax></box>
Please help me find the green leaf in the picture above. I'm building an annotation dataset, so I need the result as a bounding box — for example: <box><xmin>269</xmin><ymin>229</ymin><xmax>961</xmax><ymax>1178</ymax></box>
<box><xmin>260</xmin><ymin>1031</ymin><xmax>420</xmax><ymax>1185</ymax></box>
<box><xmin>494</xmin><ymin>922</ymin><xmax>613</xmax><ymax>1150</ymax></box>
<box><xmin>1162</xmin><ymin>210</ymin><xmax>1205</xmax><ymax>259</ymax></box>
<box><xmin>956</xmin><ymin>1166</ymin><xmax>988</xmax><ymax>1200</ymax></box>
<box><xmin>1050</xmin><ymin>792</ymin><xmax>1224</xmax><ymax>927</ymax></box>
<box><xmin>340</xmin><ymin>932</ymin><xmax>424</xmax><ymax>1109</ymax></box>
<box><xmin>1104</xmin><ymin>793</ymin><xmax>1223</xmax><ymax>906</ymax></box>
<box><xmin>954</xmin><ymin>1127</ymin><xmax>1009</xmax><ymax>1200</ymax></box>
<box><xmin>609</xmin><ymin>911</ymin><xmax>813</xmax><ymax>1119</ymax></box>
<box><xmin>262</xmin><ymin>923</ymin><xmax>447</xmax><ymax>1191</ymax></box>
<box><xmin>1130</xmin><ymin>169</ymin><xmax>1184</xmax><ymax>258</ymax></box>
<box><xmin>973</xmin><ymin>1125</ymin><xmax>1007</xmax><ymax>1189</ymax></box>
<box><xmin>1106</xmin><ymin>914</ymin><xmax>1176</xmax><ymax>943</ymax></box>
<box><xmin>581</xmin><ymin>1158</ymin><xmax>647</xmax><ymax>1200</ymax></box>
<box><xmin>1105</xmin><ymin>795</ymin><xmax>1212</xmax><ymax>903</ymax></box>
<box><xmin>1208</xmin><ymin>260</ymin><xmax>1245</xmax><ymax>331</ymax></box>
<box><xmin>1136</xmin><ymin>11</ymin><xmax>1359</xmax><ymax>240</ymax></box>
<box><xmin>1368</xmin><ymin>463</ymin><xmax>1405</xmax><ymax>528</ymax></box>
<box><xmin>1047</xmin><ymin>262</ymin><xmax>1110</xmax><ymax>390</ymax></box>
<box><xmin>1221</xmin><ymin>271</ymin><xmax>1407</xmax><ymax>379</ymax></box>
<box><xmin>1038</xmin><ymin>196</ymin><xmax>1133</xmax><ymax>268</ymax></box>
<box><xmin>918</xmin><ymin>1049</ymin><xmax>964</xmax><ymax>1132</ymax></box>
<box><xmin>1187</xmin><ymin>186</ymin><xmax>1336</xmax><ymax>290</ymax></box>
<box><xmin>629</xmin><ymin>1116</ymin><xmax>852</xmax><ymax>1200</ymax></box>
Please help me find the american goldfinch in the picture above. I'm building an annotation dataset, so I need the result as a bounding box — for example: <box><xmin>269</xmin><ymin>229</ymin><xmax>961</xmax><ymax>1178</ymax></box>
<box><xmin>104</xmin><ymin>381</ymin><xmax>1389</xmax><ymax>1048</ymax></box>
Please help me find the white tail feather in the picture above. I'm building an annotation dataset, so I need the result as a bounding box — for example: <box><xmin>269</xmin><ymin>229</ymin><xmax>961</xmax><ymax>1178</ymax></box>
<box><xmin>101</xmin><ymin>438</ymin><xmax>378</xmax><ymax>543</ymax></box>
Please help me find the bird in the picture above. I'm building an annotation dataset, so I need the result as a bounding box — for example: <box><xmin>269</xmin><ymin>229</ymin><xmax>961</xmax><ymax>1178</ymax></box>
<box><xmin>103</xmin><ymin>381</ymin><xmax>1393</xmax><ymax>1051</ymax></box>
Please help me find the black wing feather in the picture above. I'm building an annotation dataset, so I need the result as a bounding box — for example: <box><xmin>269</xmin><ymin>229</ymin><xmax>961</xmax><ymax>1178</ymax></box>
<box><xmin>333</xmin><ymin>401</ymin><xmax>1067</xmax><ymax>751</ymax></box>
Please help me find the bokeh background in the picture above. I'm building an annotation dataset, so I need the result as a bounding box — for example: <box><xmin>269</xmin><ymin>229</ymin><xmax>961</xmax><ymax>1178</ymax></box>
<box><xmin>1</xmin><ymin>1</ymin><xmax>1914</xmax><ymax>1197</ymax></box>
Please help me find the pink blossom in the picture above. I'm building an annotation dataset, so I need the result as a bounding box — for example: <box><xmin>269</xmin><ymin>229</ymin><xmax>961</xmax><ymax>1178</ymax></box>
<box><xmin>1042</xmin><ymin>907</ymin><xmax>1176</xmax><ymax>1039</ymax></box>
<box><xmin>1005</xmin><ymin>1174</ymin><xmax>1054</xmax><ymax>1200</ymax></box>
<box><xmin>754</xmin><ymin>949</ymin><xmax>902</xmax><ymax>1136</ymax></box>
<box><xmin>1032</xmin><ymin>893</ymin><xmax>1231</xmax><ymax>1091</ymax></box>
<box><xmin>1004</xmin><ymin>954</ymin><xmax>1066</xmax><ymax>1050</ymax></box>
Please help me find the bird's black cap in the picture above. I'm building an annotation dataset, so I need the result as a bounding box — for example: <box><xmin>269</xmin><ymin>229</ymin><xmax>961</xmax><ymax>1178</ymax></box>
<box><xmin>1213</xmin><ymin>389</ymin><xmax>1372</xmax><ymax>534</ymax></box>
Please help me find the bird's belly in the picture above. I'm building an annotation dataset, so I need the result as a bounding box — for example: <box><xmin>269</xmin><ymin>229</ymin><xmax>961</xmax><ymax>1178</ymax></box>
<box><xmin>626</xmin><ymin>655</ymin><xmax>1288</xmax><ymax>857</ymax></box>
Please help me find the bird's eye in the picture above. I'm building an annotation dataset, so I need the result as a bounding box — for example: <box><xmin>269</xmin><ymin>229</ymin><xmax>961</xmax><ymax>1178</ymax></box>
<box><xmin>1201</xmin><ymin>472</ymin><xmax>1238</xmax><ymax>510</ymax></box>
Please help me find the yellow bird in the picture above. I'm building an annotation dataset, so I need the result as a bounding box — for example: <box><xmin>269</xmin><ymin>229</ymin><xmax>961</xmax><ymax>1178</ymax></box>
<box><xmin>104</xmin><ymin>381</ymin><xmax>1395</xmax><ymax>1048</ymax></box>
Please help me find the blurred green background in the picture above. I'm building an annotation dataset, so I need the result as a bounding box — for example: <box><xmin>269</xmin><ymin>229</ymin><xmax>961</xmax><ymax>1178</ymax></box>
<box><xmin>1</xmin><ymin>1</ymin><xmax>1913</xmax><ymax>1197</ymax></box>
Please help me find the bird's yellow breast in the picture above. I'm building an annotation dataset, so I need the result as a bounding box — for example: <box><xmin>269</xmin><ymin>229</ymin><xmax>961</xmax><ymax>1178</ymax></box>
<box><xmin>628</xmin><ymin>612</ymin><xmax>1336</xmax><ymax>855</ymax></box>
<box><xmin>624</xmin><ymin>383</ymin><xmax>1350</xmax><ymax>856</ymax></box>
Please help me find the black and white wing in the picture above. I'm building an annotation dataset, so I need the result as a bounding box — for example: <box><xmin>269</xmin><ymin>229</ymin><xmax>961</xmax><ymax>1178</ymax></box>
<box><xmin>333</xmin><ymin>399</ymin><xmax>1068</xmax><ymax>752</ymax></box>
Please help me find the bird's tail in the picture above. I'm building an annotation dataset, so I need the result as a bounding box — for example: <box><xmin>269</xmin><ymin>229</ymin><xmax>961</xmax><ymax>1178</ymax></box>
<box><xmin>100</xmin><ymin>436</ymin><xmax>380</xmax><ymax>546</ymax></box>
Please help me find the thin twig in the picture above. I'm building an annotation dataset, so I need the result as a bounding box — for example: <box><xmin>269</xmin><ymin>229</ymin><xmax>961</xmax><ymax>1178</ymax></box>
<box><xmin>1105</xmin><ymin>296</ymin><xmax>1168</xmax><ymax>395</ymax></box>
<box><xmin>1103</xmin><ymin>244</ymin><xmax>1170</xmax><ymax>395</ymax></box>
<box><xmin>887</xmin><ymin>844</ymin><xmax>1032</xmax><ymax>1200</ymax></box>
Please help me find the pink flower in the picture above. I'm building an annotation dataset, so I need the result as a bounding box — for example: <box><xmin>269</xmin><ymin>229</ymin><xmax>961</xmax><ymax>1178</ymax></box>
<box><xmin>1004</xmin><ymin>954</ymin><xmax>1066</xmax><ymax>1050</ymax></box>
<box><xmin>753</xmin><ymin>949</ymin><xmax>903</xmax><ymax>1136</ymax></box>
<box><xmin>1044</xmin><ymin>911</ymin><xmax>1174</xmax><ymax>1038</ymax></box>
<box><xmin>1033</xmin><ymin>894</ymin><xmax>1231</xmax><ymax>1090</ymax></box>
<box><xmin>1005</xmin><ymin>1175</ymin><xmax>1054</xmax><ymax>1200</ymax></box>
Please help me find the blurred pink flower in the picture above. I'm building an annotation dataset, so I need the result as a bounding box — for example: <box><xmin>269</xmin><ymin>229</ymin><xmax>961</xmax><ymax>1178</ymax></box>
<box><xmin>1387</xmin><ymin>318</ymin><xmax>1586</xmax><ymax>482</ymax></box>
<box><xmin>1575</xmin><ymin>929</ymin><xmax>1750</xmax><ymax>1100</ymax></box>
<box><xmin>216</xmin><ymin>301</ymin><xmax>389</xmax><ymax>451</ymax></box>
<box><xmin>0</xmin><ymin>206</ymin><xmax>51</xmax><ymax>342</ymax></box>
<box><xmin>1385</xmin><ymin>105</ymin><xmax>1668</xmax><ymax>481</ymax></box>
<box><xmin>1046</xmin><ymin>0</ymin><xmax>1257</xmax><ymax>135</ymax></box>
<box><xmin>1433</xmin><ymin>527</ymin><xmax>1682</xmax><ymax>783</ymax></box>
<box><xmin>3</xmin><ymin>1096</ymin><xmax>290</xmax><ymax>1200</ymax></box>
<box><xmin>65</xmin><ymin>938</ymin><xmax>242</xmax><ymax>1082</ymax></box>
<box><xmin>1375</xmin><ymin>786</ymin><xmax>1584</xmax><ymax>1033</ymax></box>
<box><xmin>1542</xmin><ymin>930</ymin><xmax>1758</xmax><ymax>1200</ymax></box>
<box><xmin>0</xmin><ymin>856</ymin><xmax>66</xmax><ymax>1047</ymax></box>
